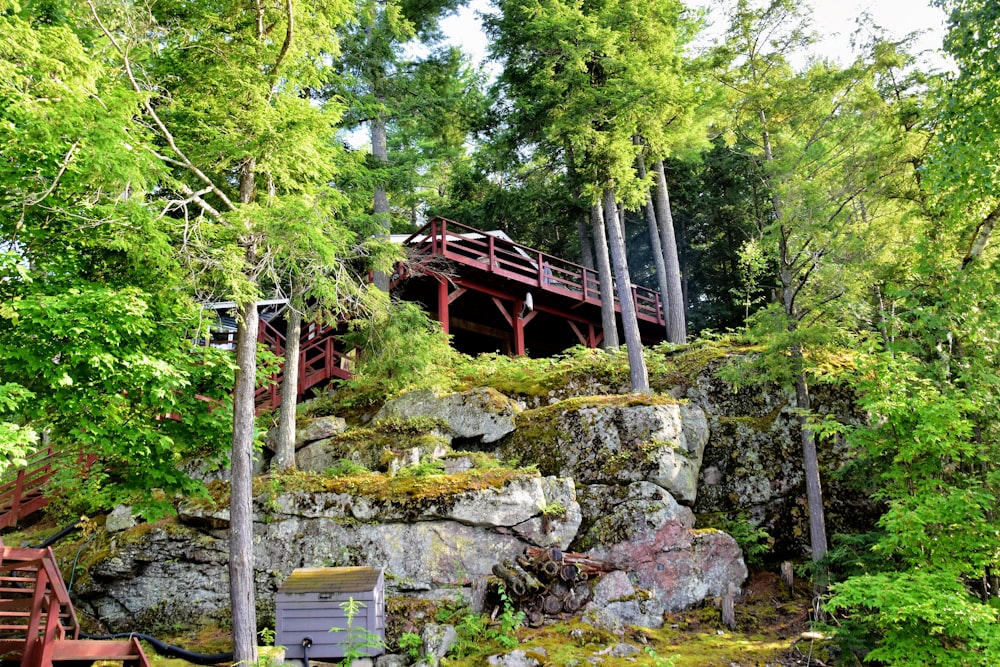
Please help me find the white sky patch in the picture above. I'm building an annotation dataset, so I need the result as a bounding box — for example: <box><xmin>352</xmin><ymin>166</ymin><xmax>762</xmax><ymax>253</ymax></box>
<box><xmin>441</xmin><ymin>0</ymin><xmax>951</xmax><ymax>72</ymax></box>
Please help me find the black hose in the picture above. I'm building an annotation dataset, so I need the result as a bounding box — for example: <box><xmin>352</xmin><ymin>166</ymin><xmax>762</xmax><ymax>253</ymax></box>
<box><xmin>302</xmin><ymin>636</ymin><xmax>312</xmax><ymax>667</ymax></box>
<box><xmin>33</xmin><ymin>520</ymin><xmax>83</xmax><ymax>548</ymax></box>
<box><xmin>80</xmin><ymin>632</ymin><xmax>234</xmax><ymax>665</ymax></box>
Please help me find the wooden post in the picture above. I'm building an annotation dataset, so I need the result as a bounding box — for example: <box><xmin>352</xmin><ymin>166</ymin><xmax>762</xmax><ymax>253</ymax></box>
<box><xmin>437</xmin><ymin>279</ymin><xmax>450</xmax><ymax>334</ymax></box>
<box><xmin>513</xmin><ymin>300</ymin><xmax>526</xmax><ymax>356</ymax></box>
<box><xmin>721</xmin><ymin>583</ymin><xmax>739</xmax><ymax>629</ymax></box>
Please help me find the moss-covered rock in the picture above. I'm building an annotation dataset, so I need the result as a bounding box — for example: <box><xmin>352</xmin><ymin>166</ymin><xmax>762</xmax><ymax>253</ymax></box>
<box><xmin>498</xmin><ymin>395</ymin><xmax>709</xmax><ymax>503</ymax></box>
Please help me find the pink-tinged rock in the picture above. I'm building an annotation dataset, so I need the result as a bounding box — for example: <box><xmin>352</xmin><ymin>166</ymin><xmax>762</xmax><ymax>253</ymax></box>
<box><xmin>589</xmin><ymin>523</ymin><xmax>747</xmax><ymax>613</ymax></box>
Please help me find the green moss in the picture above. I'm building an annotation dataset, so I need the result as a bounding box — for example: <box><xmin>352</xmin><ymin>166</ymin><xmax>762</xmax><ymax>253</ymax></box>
<box><xmin>647</xmin><ymin>339</ymin><xmax>754</xmax><ymax>391</ymax></box>
<box><xmin>716</xmin><ymin>402</ymin><xmax>786</xmax><ymax>431</ymax></box>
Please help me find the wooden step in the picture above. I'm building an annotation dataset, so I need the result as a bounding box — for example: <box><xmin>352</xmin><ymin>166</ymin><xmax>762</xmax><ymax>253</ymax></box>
<box><xmin>49</xmin><ymin>638</ymin><xmax>149</xmax><ymax>663</ymax></box>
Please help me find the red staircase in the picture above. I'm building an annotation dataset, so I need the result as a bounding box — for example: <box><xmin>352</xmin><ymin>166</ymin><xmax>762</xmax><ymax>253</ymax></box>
<box><xmin>0</xmin><ymin>450</ymin><xmax>59</xmax><ymax>532</ymax></box>
<box><xmin>0</xmin><ymin>542</ymin><xmax>149</xmax><ymax>667</ymax></box>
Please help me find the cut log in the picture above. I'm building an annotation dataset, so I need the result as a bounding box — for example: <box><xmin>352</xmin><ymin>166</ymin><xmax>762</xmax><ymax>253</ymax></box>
<box><xmin>510</xmin><ymin>562</ymin><xmax>544</xmax><ymax>592</ymax></box>
<box><xmin>492</xmin><ymin>563</ymin><xmax>526</xmax><ymax>597</ymax></box>
<box><xmin>542</xmin><ymin>596</ymin><xmax>563</xmax><ymax>615</ymax></box>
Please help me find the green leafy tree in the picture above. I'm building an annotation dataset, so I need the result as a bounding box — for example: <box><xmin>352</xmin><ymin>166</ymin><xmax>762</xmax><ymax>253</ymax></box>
<box><xmin>717</xmin><ymin>0</ymin><xmax>928</xmax><ymax>595</ymax></box>
<box><xmin>333</xmin><ymin>0</ymin><xmax>471</xmax><ymax>290</ymax></box>
<box><xmin>488</xmin><ymin>0</ymin><xmax>703</xmax><ymax>389</ymax></box>
<box><xmin>0</xmin><ymin>0</ymin><xmax>234</xmax><ymax>510</ymax></box>
<box><xmin>826</xmin><ymin>1</ymin><xmax>1000</xmax><ymax>662</ymax></box>
<box><xmin>84</xmin><ymin>0</ymin><xmax>381</xmax><ymax>659</ymax></box>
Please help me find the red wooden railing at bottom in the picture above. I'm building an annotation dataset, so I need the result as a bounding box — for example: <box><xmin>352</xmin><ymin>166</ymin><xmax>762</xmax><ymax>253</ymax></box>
<box><xmin>0</xmin><ymin>451</ymin><xmax>97</xmax><ymax>532</ymax></box>
<box><xmin>0</xmin><ymin>542</ymin><xmax>150</xmax><ymax>667</ymax></box>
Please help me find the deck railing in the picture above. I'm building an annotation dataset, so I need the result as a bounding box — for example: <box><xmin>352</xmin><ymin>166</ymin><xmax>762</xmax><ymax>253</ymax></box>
<box><xmin>402</xmin><ymin>217</ymin><xmax>665</xmax><ymax>326</ymax></box>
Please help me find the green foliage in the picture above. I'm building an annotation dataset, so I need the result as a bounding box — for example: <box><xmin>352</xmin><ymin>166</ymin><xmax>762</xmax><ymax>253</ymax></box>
<box><xmin>450</xmin><ymin>584</ymin><xmax>524</xmax><ymax>658</ymax></box>
<box><xmin>324</xmin><ymin>459</ymin><xmax>371</xmax><ymax>477</ymax></box>
<box><xmin>258</xmin><ymin>627</ymin><xmax>276</xmax><ymax>647</ymax></box>
<box><xmin>342</xmin><ymin>301</ymin><xmax>459</xmax><ymax>406</ymax></box>
<box><xmin>395</xmin><ymin>459</ymin><xmax>446</xmax><ymax>478</ymax></box>
<box><xmin>330</xmin><ymin>597</ymin><xmax>385</xmax><ymax>666</ymax></box>
<box><xmin>540</xmin><ymin>501</ymin><xmax>568</xmax><ymax>519</ymax></box>
<box><xmin>397</xmin><ymin>631</ymin><xmax>422</xmax><ymax>661</ymax></box>
<box><xmin>0</xmin><ymin>383</ymin><xmax>37</xmax><ymax>471</ymax></box>
<box><xmin>701</xmin><ymin>512</ymin><xmax>773</xmax><ymax>568</ymax></box>
<box><xmin>829</xmin><ymin>571</ymin><xmax>1000</xmax><ymax>666</ymax></box>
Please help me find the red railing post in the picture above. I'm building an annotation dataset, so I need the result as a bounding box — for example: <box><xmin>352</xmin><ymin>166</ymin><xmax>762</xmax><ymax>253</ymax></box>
<box><xmin>9</xmin><ymin>470</ymin><xmax>24</xmax><ymax>528</ymax></box>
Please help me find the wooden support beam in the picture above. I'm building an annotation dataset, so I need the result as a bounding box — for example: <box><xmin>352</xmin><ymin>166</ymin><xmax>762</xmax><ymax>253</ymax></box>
<box><xmin>437</xmin><ymin>278</ymin><xmax>450</xmax><ymax>334</ymax></box>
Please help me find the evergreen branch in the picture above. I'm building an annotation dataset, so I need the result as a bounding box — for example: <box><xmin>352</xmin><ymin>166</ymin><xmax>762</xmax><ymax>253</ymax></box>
<box><xmin>16</xmin><ymin>139</ymin><xmax>80</xmax><ymax>232</ymax></box>
<box><xmin>26</xmin><ymin>140</ymin><xmax>79</xmax><ymax>207</ymax></box>
<box><xmin>87</xmin><ymin>0</ymin><xmax>237</xmax><ymax>214</ymax></box>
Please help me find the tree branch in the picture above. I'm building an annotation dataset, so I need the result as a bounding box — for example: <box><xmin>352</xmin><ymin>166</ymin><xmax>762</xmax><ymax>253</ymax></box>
<box><xmin>961</xmin><ymin>204</ymin><xmax>1000</xmax><ymax>271</ymax></box>
<box><xmin>87</xmin><ymin>1</ymin><xmax>237</xmax><ymax>213</ymax></box>
<box><xmin>268</xmin><ymin>0</ymin><xmax>294</xmax><ymax>98</ymax></box>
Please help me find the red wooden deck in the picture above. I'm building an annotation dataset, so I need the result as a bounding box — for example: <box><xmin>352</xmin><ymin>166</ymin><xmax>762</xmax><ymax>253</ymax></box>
<box><xmin>393</xmin><ymin>217</ymin><xmax>667</xmax><ymax>356</ymax></box>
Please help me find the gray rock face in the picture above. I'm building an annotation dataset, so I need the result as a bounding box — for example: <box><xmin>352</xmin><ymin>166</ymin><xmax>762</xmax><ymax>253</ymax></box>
<box><xmin>295</xmin><ymin>416</ymin><xmax>348</xmax><ymax>447</ymax></box>
<box><xmin>687</xmin><ymin>367</ymin><xmax>872</xmax><ymax>556</ymax></box>
<box><xmin>500</xmin><ymin>400</ymin><xmax>709</xmax><ymax>504</ymax></box>
<box><xmin>582</xmin><ymin>570</ymin><xmax>666</xmax><ymax>632</ymax></box>
<box><xmin>77</xmin><ymin>383</ymin><xmax>755</xmax><ymax>638</ymax></box>
<box><xmin>487</xmin><ymin>650</ymin><xmax>540</xmax><ymax>667</ymax></box>
<box><xmin>419</xmin><ymin>623</ymin><xmax>457</xmax><ymax>666</ymax></box>
<box><xmin>75</xmin><ymin>473</ymin><xmax>583</xmax><ymax>631</ymax></box>
<box><xmin>375</xmin><ymin>388</ymin><xmax>517</xmax><ymax>444</ymax></box>
<box><xmin>574</xmin><ymin>481</ymin><xmax>694</xmax><ymax>551</ymax></box>
<box><xmin>105</xmin><ymin>505</ymin><xmax>137</xmax><ymax>533</ymax></box>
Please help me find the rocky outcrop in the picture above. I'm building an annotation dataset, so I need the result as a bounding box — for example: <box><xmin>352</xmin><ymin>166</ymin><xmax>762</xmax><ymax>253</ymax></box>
<box><xmin>77</xmin><ymin>384</ymin><xmax>753</xmax><ymax>639</ymax></box>
<box><xmin>75</xmin><ymin>471</ymin><xmax>585</xmax><ymax>632</ymax></box>
<box><xmin>375</xmin><ymin>388</ymin><xmax>518</xmax><ymax>445</ymax></box>
<box><xmin>686</xmin><ymin>366</ymin><xmax>873</xmax><ymax>556</ymax></box>
<box><xmin>498</xmin><ymin>398</ymin><xmax>709</xmax><ymax>504</ymax></box>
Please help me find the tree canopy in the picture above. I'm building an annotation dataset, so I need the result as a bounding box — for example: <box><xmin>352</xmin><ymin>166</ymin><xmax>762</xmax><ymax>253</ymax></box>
<box><xmin>5</xmin><ymin>0</ymin><xmax>1000</xmax><ymax>662</ymax></box>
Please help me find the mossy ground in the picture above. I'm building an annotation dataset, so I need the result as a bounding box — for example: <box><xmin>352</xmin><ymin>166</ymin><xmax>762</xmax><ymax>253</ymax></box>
<box><xmin>420</xmin><ymin>570</ymin><xmax>821</xmax><ymax>667</ymax></box>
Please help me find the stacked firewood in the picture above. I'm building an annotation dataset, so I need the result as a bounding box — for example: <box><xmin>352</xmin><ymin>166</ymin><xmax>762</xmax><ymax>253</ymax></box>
<box><xmin>489</xmin><ymin>547</ymin><xmax>618</xmax><ymax>627</ymax></box>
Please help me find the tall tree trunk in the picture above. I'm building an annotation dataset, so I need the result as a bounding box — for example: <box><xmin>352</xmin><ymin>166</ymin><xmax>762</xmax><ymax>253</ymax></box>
<box><xmin>577</xmin><ymin>212</ymin><xmax>594</xmax><ymax>270</ymax></box>
<box><xmin>274</xmin><ymin>302</ymin><xmax>301</xmax><ymax>472</ymax></box>
<box><xmin>591</xmin><ymin>200</ymin><xmax>619</xmax><ymax>349</ymax></box>
<box><xmin>794</xmin><ymin>357</ymin><xmax>828</xmax><ymax>592</ymax></box>
<box><xmin>567</xmin><ymin>147</ymin><xmax>595</xmax><ymax>270</ymax></box>
<box><xmin>603</xmin><ymin>188</ymin><xmax>649</xmax><ymax>393</ymax></box>
<box><xmin>371</xmin><ymin>113</ymin><xmax>391</xmax><ymax>291</ymax></box>
<box><xmin>231</xmin><ymin>297</ymin><xmax>259</xmax><ymax>665</ymax></box>
<box><xmin>230</xmin><ymin>160</ymin><xmax>259</xmax><ymax>665</ymax></box>
<box><xmin>766</xmin><ymin>107</ymin><xmax>828</xmax><ymax>599</ymax></box>
<box><xmin>636</xmin><ymin>152</ymin><xmax>670</xmax><ymax>337</ymax></box>
<box><xmin>652</xmin><ymin>160</ymin><xmax>686</xmax><ymax>343</ymax></box>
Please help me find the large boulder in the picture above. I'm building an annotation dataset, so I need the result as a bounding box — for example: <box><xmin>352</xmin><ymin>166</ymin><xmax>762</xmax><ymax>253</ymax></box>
<box><xmin>687</xmin><ymin>365</ymin><xmax>875</xmax><ymax>557</ymax></box>
<box><xmin>588</xmin><ymin>522</ymin><xmax>747</xmax><ymax>613</ymax></box>
<box><xmin>573</xmin><ymin>481</ymin><xmax>693</xmax><ymax>551</ymax></box>
<box><xmin>499</xmin><ymin>397</ymin><xmax>709</xmax><ymax>504</ymax></box>
<box><xmin>375</xmin><ymin>388</ymin><xmax>517</xmax><ymax>445</ymax></box>
<box><xmin>582</xmin><ymin>570</ymin><xmax>666</xmax><ymax>632</ymax></box>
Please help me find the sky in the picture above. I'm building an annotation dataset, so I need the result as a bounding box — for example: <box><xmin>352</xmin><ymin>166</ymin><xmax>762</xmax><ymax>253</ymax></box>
<box><xmin>439</xmin><ymin>0</ymin><xmax>951</xmax><ymax>71</ymax></box>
